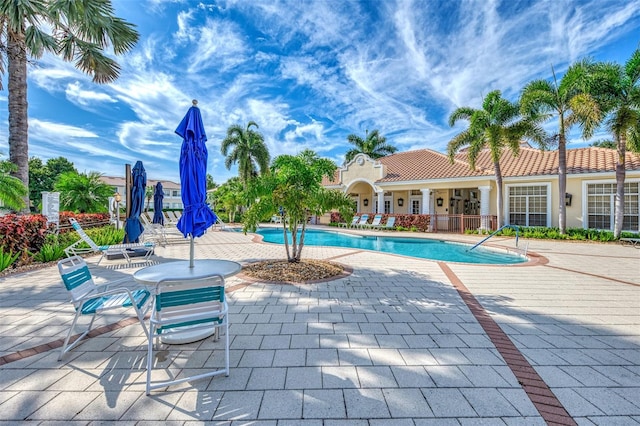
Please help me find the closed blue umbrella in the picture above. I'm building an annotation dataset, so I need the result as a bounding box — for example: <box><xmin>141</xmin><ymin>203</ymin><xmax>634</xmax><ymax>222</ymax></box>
<box><xmin>176</xmin><ymin>100</ymin><xmax>217</xmax><ymax>266</ymax></box>
<box><xmin>152</xmin><ymin>182</ymin><xmax>164</xmax><ymax>225</ymax></box>
<box><xmin>123</xmin><ymin>160</ymin><xmax>146</xmax><ymax>243</ymax></box>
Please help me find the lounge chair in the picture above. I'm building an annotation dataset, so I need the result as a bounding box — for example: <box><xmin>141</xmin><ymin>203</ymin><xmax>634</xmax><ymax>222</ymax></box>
<box><xmin>65</xmin><ymin>218</ymin><xmax>155</xmax><ymax>265</ymax></box>
<box><xmin>338</xmin><ymin>215</ymin><xmax>360</xmax><ymax>228</ymax></box>
<box><xmin>57</xmin><ymin>255</ymin><xmax>151</xmax><ymax>360</ymax></box>
<box><xmin>146</xmin><ymin>275</ymin><xmax>229</xmax><ymax>395</ymax></box>
<box><xmin>373</xmin><ymin>216</ymin><xmax>396</xmax><ymax>231</ymax></box>
<box><xmin>620</xmin><ymin>237</ymin><xmax>640</xmax><ymax>248</ymax></box>
<box><xmin>354</xmin><ymin>214</ymin><xmax>370</xmax><ymax>228</ymax></box>
<box><xmin>270</xmin><ymin>215</ymin><xmax>282</xmax><ymax>224</ymax></box>
<box><xmin>363</xmin><ymin>214</ymin><xmax>383</xmax><ymax>229</ymax></box>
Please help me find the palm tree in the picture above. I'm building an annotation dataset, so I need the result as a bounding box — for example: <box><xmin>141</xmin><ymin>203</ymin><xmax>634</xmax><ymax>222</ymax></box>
<box><xmin>448</xmin><ymin>90</ymin><xmax>545</xmax><ymax>228</ymax></box>
<box><xmin>520</xmin><ymin>60</ymin><xmax>602</xmax><ymax>234</ymax></box>
<box><xmin>54</xmin><ymin>171</ymin><xmax>114</xmax><ymax>213</ymax></box>
<box><xmin>0</xmin><ymin>0</ymin><xmax>139</xmax><ymax>211</ymax></box>
<box><xmin>0</xmin><ymin>159</ymin><xmax>27</xmax><ymax>211</ymax></box>
<box><xmin>588</xmin><ymin>50</ymin><xmax>640</xmax><ymax>238</ymax></box>
<box><xmin>221</xmin><ymin>121</ymin><xmax>270</xmax><ymax>184</ymax></box>
<box><xmin>344</xmin><ymin>129</ymin><xmax>397</xmax><ymax>163</ymax></box>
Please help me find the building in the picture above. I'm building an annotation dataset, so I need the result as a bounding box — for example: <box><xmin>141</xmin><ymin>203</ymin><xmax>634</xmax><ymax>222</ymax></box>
<box><xmin>323</xmin><ymin>146</ymin><xmax>640</xmax><ymax>232</ymax></box>
<box><xmin>99</xmin><ymin>176</ymin><xmax>183</xmax><ymax>211</ymax></box>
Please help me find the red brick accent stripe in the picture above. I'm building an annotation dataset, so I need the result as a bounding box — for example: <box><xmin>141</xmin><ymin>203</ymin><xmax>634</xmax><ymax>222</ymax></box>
<box><xmin>438</xmin><ymin>261</ymin><xmax>577</xmax><ymax>426</ymax></box>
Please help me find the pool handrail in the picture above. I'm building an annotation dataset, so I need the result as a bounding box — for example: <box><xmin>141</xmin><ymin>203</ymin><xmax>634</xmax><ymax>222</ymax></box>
<box><xmin>468</xmin><ymin>225</ymin><xmax>519</xmax><ymax>251</ymax></box>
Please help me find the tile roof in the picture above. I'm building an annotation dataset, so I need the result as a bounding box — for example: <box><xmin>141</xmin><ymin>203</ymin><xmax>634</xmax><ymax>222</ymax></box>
<box><xmin>324</xmin><ymin>146</ymin><xmax>640</xmax><ymax>186</ymax></box>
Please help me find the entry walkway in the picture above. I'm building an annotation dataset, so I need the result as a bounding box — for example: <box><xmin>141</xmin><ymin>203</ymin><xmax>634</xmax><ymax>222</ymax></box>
<box><xmin>0</xmin><ymin>226</ymin><xmax>638</xmax><ymax>424</ymax></box>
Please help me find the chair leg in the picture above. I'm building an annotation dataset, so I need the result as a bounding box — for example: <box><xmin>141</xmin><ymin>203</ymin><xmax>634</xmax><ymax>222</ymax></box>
<box><xmin>146</xmin><ymin>328</ymin><xmax>155</xmax><ymax>396</ymax></box>
<box><xmin>59</xmin><ymin>311</ymin><xmax>96</xmax><ymax>361</ymax></box>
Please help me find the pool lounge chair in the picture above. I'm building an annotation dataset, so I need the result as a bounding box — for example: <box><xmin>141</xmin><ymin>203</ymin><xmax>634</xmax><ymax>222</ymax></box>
<box><xmin>65</xmin><ymin>218</ymin><xmax>155</xmax><ymax>265</ymax></box>
<box><xmin>354</xmin><ymin>214</ymin><xmax>370</xmax><ymax>228</ymax></box>
<box><xmin>338</xmin><ymin>215</ymin><xmax>360</xmax><ymax>228</ymax></box>
<box><xmin>620</xmin><ymin>237</ymin><xmax>640</xmax><ymax>248</ymax></box>
<box><xmin>363</xmin><ymin>214</ymin><xmax>383</xmax><ymax>229</ymax></box>
<box><xmin>373</xmin><ymin>216</ymin><xmax>396</xmax><ymax>231</ymax></box>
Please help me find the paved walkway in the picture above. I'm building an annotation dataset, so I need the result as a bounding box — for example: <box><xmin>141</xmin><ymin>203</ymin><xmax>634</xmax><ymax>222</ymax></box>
<box><xmin>0</xmin><ymin>226</ymin><xmax>638</xmax><ymax>424</ymax></box>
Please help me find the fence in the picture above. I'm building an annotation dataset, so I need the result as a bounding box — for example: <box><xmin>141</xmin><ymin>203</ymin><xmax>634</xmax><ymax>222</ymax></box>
<box><xmin>430</xmin><ymin>214</ymin><xmax>497</xmax><ymax>233</ymax></box>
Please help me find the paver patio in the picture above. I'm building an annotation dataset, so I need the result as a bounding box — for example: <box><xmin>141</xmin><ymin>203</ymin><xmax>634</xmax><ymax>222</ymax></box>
<box><xmin>0</xmin><ymin>226</ymin><xmax>638</xmax><ymax>424</ymax></box>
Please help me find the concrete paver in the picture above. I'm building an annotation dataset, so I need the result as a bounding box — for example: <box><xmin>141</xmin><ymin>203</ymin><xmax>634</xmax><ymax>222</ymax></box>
<box><xmin>0</xmin><ymin>226</ymin><xmax>638</xmax><ymax>423</ymax></box>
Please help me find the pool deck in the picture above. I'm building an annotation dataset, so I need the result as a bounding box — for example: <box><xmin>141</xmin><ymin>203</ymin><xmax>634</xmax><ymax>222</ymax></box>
<box><xmin>0</xmin><ymin>225</ymin><xmax>638</xmax><ymax>424</ymax></box>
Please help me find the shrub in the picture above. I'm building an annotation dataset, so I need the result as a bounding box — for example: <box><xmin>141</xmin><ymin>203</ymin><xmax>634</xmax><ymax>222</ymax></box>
<box><xmin>0</xmin><ymin>214</ymin><xmax>52</xmax><ymax>264</ymax></box>
<box><xmin>0</xmin><ymin>249</ymin><xmax>20</xmax><ymax>272</ymax></box>
<box><xmin>34</xmin><ymin>244</ymin><xmax>66</xmax><ymax>263</ymax></box>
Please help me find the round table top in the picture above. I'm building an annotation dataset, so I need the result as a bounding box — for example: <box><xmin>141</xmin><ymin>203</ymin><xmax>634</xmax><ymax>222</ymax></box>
<box><xmin>133</xmin><ymin>259</ymin><xmax>242</xmax><ymax>285</ymax></box>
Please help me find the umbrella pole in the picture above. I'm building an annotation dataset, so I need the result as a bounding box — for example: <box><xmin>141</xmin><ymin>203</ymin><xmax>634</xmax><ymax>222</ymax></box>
<box><xmin>189</xmin><ymin>236</ymin><xmax>195</xmax><ymax>268</ymax></box>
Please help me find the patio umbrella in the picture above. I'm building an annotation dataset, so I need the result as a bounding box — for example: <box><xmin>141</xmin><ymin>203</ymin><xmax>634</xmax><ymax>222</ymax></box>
<box><xmin>123</xmin><ymin>160</ymin><xmax>146</xmax><ymax>243</ymax></box>
<box><xmin>176</xmin><ymin>100</ymin><xmax>218</xmax><ymax>267</ymax></box>
<box><xmin>152</xmin><ymin>182</ymin><xmax>164</xmax><ymax>225</ymax></box>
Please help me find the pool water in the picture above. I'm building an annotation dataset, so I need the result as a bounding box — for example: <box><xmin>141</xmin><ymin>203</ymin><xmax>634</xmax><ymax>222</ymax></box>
<box><xmin>255</xmin><ymin>228</ymin><xmax>526</xmax><ymax>265</ymax></box>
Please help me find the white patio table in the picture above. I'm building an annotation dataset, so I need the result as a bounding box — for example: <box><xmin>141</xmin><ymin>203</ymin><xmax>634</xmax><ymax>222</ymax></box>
<box><xmin>133</xmin><ymin>259</ymin><xmax>241</xmax><ymax>344</ymax></box>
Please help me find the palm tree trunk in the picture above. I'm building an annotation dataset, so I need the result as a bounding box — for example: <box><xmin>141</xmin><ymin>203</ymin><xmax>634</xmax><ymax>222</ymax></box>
<box><xmin>558</xmin><ymin>122</ymin><xmax>567</xmax><ymax>234</ymax></box>
<box><xmin>613</xmin><ymin>134</ymin><xmax>626</xmax><ymax>238</ymax></box>
<box><xmin>7</xmin><ymin>29</ymin><xmax>30</xmax><ymax>213</ymax></box>
<box><xmin>494</xmin><ymin>161</ymin><xmax>504</xmax><ymax>228</ymax></box>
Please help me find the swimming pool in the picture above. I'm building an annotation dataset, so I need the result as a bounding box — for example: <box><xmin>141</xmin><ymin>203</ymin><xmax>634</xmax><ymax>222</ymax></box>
<box><xmin>255</xmin><ymin>228</ymin><xmax>526</xmax><ymax>265</ymax></box>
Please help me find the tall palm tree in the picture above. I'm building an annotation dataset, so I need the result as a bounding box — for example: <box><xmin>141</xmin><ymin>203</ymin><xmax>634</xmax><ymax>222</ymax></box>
<box><xmin>448</xmin><ymin>90</ymin><xmax>545</xmax><ymax>228</ymax></box>
<box><xmin>0</xmin><ymin>159</ymin><xmax>27</xmax><ymax>211</ymax></box>
<box><xmin>54</xmin><ymin>171</ymin><xmax>113</xmax><ymax>213</ymax></box>
<box><xmin>344</xmin><ymin>129</ymin><xmax>397</xmax><ymax>163</ymax></box>
<box><xmin>0</xmin><ymin>0</ymin><xmax>139</xmax><ymax>211</ymax></box>
<box><xmin>520</xmin><ymin>60</ymin><xmax>602</xmax><ymax>234</ymax></box>
<box><xmin>588</xmin><ymin>50</ymin><xmax>640</xmax><ymax>237</ymax></box>
<box><xmin>221</xmin><ymin>121</ymin><xmax>270</xmax><ymax>184</ymax></box>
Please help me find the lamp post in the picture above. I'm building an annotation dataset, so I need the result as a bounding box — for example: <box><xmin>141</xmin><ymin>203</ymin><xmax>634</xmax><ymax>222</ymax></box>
<box><xmin>114</xmin><ymin>191</ymin><xmax>122</xmax><ymax>230</ymax></box>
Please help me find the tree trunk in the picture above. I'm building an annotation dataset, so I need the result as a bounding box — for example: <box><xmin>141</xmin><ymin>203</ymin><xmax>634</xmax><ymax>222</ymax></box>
<box><xmin>613</xmin><ymin>134</ymin><xmax>626</xmax><ymax>238</ymax></box>
<box><xmin>558</xmin><ymin>122</ymin><xmax>567</xmax><ymax>234</ymax></box>
<box><xmin>494</xmin><ymin>161</ymin><xmax>504</xmax><ymax>228</ymax></box>
<box><xmin>7</xmin><ymin>29</ymin><xmax>30</xmax><ymax>213</ymax></box>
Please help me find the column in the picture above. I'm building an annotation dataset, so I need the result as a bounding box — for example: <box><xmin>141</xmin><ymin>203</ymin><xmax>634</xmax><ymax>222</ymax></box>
<box><xmin>421</xmin><ymin>188</ymin><xmax>432</xmax><ymax>231</ymax></box>
<box><xmin>478</xmin><ymin>185</ymin><xmax>491</xmax><ymax>230</ymax></box>
<box><xmin>376</xmin><ymin>191</ymin><xmax>384</xmax><ymax>214</ymax></box>
<box><xmin>420</xmin><ymin>188</ymin><xmax>431</xmax><ymax>214</ymax></box>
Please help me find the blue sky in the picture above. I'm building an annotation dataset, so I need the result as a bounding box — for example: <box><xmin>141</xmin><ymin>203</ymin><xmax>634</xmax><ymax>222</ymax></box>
<box><xmin>1</xmin><ymin>0</ymin><xmax>639</xmax><ymax>184</ymax></box>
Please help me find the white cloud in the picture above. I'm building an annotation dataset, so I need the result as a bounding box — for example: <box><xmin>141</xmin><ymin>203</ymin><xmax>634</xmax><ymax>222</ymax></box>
<box><xmin>65</xmin><ymin>82</ymin><xmax>117</xmax><ymax>107</ymax></box>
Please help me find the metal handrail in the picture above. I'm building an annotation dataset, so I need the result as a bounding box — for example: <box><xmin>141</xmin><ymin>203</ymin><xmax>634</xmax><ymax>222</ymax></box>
<box><xmin>468</xmin><ymin>225</ymin><xmax>520</xmax><ymax>251</ymax></box>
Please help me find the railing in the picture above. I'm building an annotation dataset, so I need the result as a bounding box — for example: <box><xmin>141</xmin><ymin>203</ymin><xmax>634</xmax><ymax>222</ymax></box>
<box><xmin>468</xmin><ymin>225</ymin><xmax>520</xmax><ymax>251</ymax></box>
<box><xmin>430</xmin><ymin>214</ymin><xmax>498</xmax><ymax>233</ymax></box>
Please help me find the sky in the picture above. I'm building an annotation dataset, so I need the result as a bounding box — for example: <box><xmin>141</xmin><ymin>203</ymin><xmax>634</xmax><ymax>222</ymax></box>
<box><xmin>1</xmin><ymin>0</ymin><xmax>639</xmax><ymax>185</ymax></box>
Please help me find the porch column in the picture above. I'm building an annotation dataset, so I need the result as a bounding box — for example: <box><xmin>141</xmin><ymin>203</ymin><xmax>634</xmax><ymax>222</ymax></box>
<box><xmin>376</xmin><ymin>190</ymin><xmax>384</xmax><ymax>214</ymax></box>
<box><xmin>478</xmin><ymin>185</ymin><xmax>491</xmax><ymax>230</ymax></box>
<box><xmin>420</xmin><ymin>188</ymin><xmax>431</xmax><ymax>214</ymax></box>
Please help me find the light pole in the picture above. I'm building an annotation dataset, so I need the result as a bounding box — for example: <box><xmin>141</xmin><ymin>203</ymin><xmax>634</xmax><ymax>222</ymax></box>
<box><xmin>114</xmin><ymin>191</ymin><xmax>122</xmax><ymax>230</ymax></box>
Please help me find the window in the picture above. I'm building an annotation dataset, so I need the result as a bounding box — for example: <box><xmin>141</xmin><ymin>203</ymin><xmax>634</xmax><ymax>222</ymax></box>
<box><xmin>172</xmin><ymin>190</ymin><xmax>180</xmax><ymax>197</ymax></box>
<box><xmin>384</xmin><ymin>200</ymin><xmax>391</xmax><ymax>214</ymax></box>
<box><xmin>587</xmin><ymin>182</ymin><xmax>639</xmax><ymax>231</ymax></box>
<box><xmin>508</xmin><ymin>185</ymin><xmax>548</xmax><ymax>227</ymax></box>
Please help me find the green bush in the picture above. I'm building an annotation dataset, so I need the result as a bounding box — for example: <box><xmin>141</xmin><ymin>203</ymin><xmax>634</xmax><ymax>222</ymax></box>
<box><xmin>34</xmin><ymin>244</ymin><xmax>66</xmax><ymax>263</ymax></box>
<box><xmin>0</xmin><ymin>249</ymin><xmax>20</xmax><ymax>272</ymax></box>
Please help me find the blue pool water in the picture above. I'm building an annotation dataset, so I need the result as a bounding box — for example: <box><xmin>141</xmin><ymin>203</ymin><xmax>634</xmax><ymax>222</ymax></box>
<box><xmin>254</xmin><ymin>228</ymin><xmax>526</xmax><ymax>265</ymax></box>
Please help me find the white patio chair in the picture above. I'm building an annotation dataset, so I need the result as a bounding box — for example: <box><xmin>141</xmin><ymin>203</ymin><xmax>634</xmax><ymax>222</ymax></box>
<box><xmin>338</xmin><ymin>215</ymin><xmax>360</xmax><ymax>228</ymax></box>
<box><xmin>65</xmin><ymin>218</ymin><xmax>155</xmax><ymax>265</ymax></box>
<box><xmin>57</xmin><ymin>255</ymin><xmax>151</xmax><ymax>360</ymax></box>
<box><xmin>354</xmin><ymin>214</ymin><xmax>369</xmax><ymax>228</ymax></box>
<box><xmin>373</xmin><ymin>216</ymin><xmax>396</xmax><ymax>231</ymax></box>
<box><xmin>146</xmin><ymin>275</ymin><xmax>230</xmax><ymax>395</ymax></box>
<box><xmin>363</xmin><ymin>214</ymin><xmax>383</xmax><ymax>229</ymax></box>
